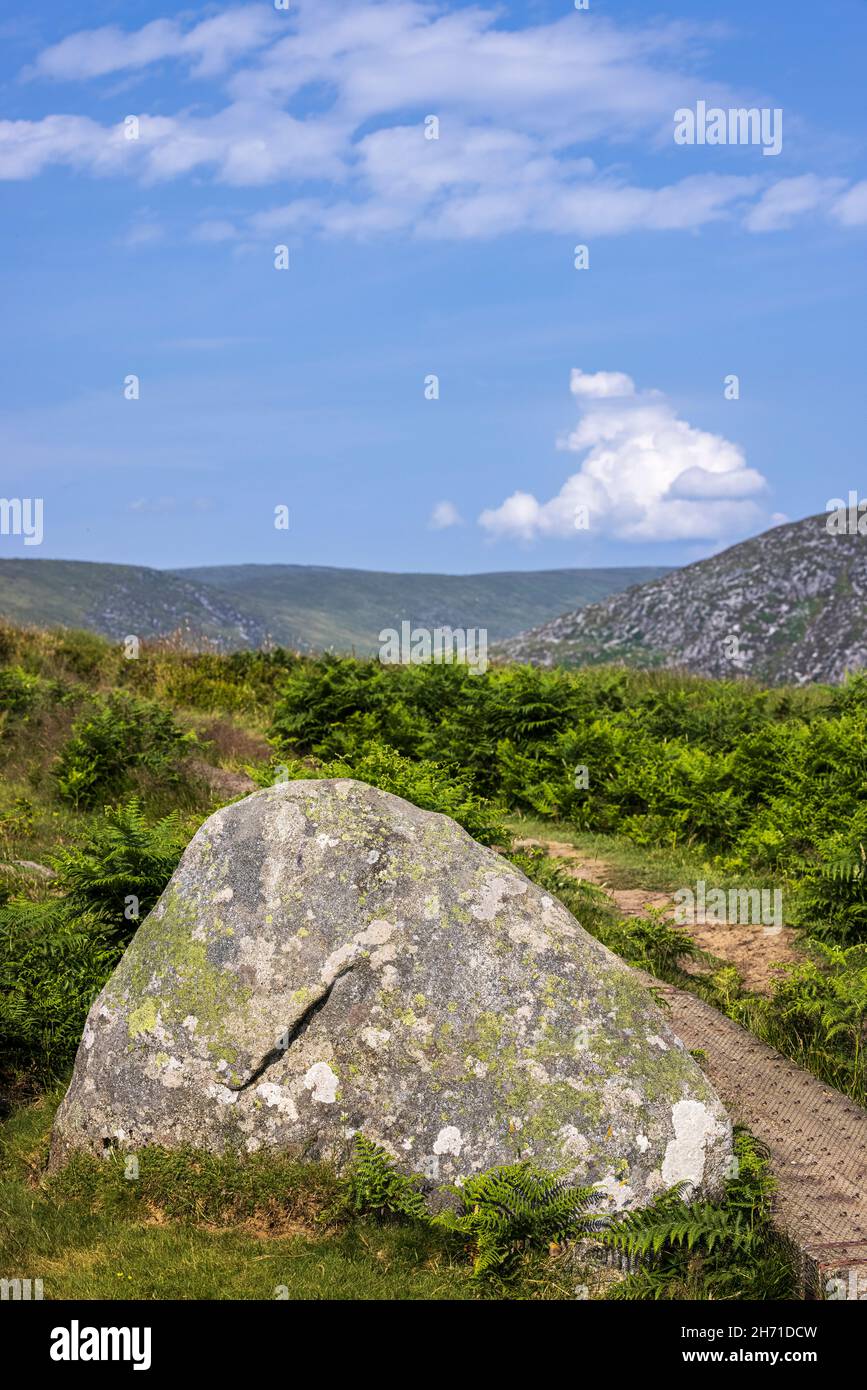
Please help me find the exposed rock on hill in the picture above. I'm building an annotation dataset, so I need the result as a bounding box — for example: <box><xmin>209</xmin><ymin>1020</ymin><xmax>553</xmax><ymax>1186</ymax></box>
<box><xmin>496</xmin><ymin>513</ymin><xmax>866</xmax><ymax>685</ymax></box>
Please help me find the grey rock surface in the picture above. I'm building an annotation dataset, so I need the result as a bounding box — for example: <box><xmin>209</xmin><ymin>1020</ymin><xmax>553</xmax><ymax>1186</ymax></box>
<box><xmin>0</xmin><ymin>860</ymin><xmax>56</xmax><ymax>880</ymax></box>
<box><xmin>495</xmin><ymin>512</ymin><xmax>867</xmax><ymax>685</ymax></box>
<box><xmin>51</xmin><ymin>780</ymin><xmax>732</xmax><ymax>1208</ymax></box>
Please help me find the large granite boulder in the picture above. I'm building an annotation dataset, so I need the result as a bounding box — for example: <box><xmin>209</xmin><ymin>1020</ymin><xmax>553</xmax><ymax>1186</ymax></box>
<box><xmin>51</xmin><ymin>780</ymin><xmax>732</xmax><ymax>1207</ymax></box>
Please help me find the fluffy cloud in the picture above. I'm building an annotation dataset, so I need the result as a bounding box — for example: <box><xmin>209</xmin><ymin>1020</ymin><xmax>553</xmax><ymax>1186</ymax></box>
<box><xmin>29</xmin><ymin>8</ymin><xmax>274</xmax><ymax>81</ymax></box>
<box><xmin>569</xmin><ymin>369</ymin><xmax>637</xmax><ymax>399</ymax></box>
<box><xmin>226</xmin><ymin>2</ymin><xmax>707</xmax><ymax>136</ymax></box>
<box><xmin>0</xmin><ymin>114</ymin><xmax>118</xmax><ymax>180</ymax></box>
<box><xmin>479</xmin><ymin>372</ymin><xmax>769</xmax><ymax>544</ymax></box>
<box><xmin>0</xmin><ymin>106</ymin><xmax>346</xmax><ymax>184</ymax></box>
<box><xmin>2</xmin><ymin>1</ymin><xmax>863</xmax><ymax>243</ymax></box>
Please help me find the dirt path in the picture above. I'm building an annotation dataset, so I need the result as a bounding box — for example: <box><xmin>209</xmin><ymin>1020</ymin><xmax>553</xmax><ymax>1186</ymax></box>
<box><xmin>639</xmin><ymin>973</ymin><xmax>867</xmax><ymax>1297</ymax></box>
<box><xmin>516</xmin><ymin>837</ymin><xmax>803</xmax><ymax>995</ymax></box>
<box><xmin>518</xmin><ymin>834</ymin><xmax>867</xmax><ymax>1295</ymax></box>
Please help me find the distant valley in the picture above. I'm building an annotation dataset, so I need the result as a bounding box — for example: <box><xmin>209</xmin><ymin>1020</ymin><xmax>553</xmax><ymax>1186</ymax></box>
<box><xmin>10</xmin><ymin>515</ymin><xmax>862</xmax><ymax>686</ymax></box>
<box><xmin>0</xmin><ymin>559</ymin><xmax>668</xmax><ymax>655</ymax></box>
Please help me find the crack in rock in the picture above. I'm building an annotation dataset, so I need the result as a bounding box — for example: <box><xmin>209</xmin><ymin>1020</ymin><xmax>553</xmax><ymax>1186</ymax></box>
<box><xmin>225</xmin><ymin>962</ymin><xmax>357</xmax><ymax>1093</ymax></box>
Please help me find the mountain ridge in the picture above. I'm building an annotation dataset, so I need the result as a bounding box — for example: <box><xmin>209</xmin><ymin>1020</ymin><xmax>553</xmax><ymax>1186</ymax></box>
<box><xmin>0</xmin><ymin>558</ymin><xmax>668</xmax><ymax>655</ymax></box>
<box><xmin>495</xmin><ymin>513</ymin><xmax>864</xmax><ymax>685</ymax></box>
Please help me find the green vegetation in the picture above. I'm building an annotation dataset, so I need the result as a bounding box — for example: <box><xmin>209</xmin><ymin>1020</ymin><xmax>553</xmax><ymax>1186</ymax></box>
<box><xmin>0</xmin><ymin>1093</ymin><xmax>793</xmax><ymax>1300</ymax></box>
<box><xmin>345</xmin><ymin>1134</ymin><xmax>599</xmax><ymax>1286</ymax></box>
<box><xmin>54</xmin><ymin>694</ymin><xmax>194</xmax><ymax>808</ymax></box>
<box><xmin>730</xmin><ymin>941</ymin><xmax>867</xmax><ymax>1102</ymax></box>
<box><xmin>344</xmin><ymin>1134</ymin><xmax>431</xmax><ymax>1222</ymax></box>
<box><xmin>0</xmin><ymin>1091</ymin><xmax>475</xmax><ymax>1301</ymax></box>
<box><xmin>431</xmin><ymin>1161</ymin><xmax>601</xmax><ymax>1283</ymax></box>
<box><xmin>265</xmin><ymin>656</ymin><xmax>867</xmax><ymax>1099</ymax></box>
<box><xmin>0</xmin><ymin>802</ymin><xmax>191</xmax><ymax>1082</ymax></box>
<box><xmin>599</xmin><ymin>1131</ymin><xmax>796</xmax><ymax>1300</ymax></box>
<box><xmin>0</xmin><ymin>623</ymin><xmax>861</xmax><ymax>1297</ymax></box>
<box><xmin>0</xmin><ymin>557</ymin><xmax>669</xmax><ymax>655</ymax></box>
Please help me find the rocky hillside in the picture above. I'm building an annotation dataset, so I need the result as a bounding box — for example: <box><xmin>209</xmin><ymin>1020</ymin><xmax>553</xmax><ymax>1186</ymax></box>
<box><xmin>0</xmin><ymin>559</ymin><xmax>667</xmax><ymax>654</ymax></box>
<box><xmin>495</xmin><ymin>513</ymin><xmax>866</xmax><ymax>686</ymax></box>
<box><xmin>0</xmin><ymin>560</ymin><xmax>266</xmax><ymax>649</ymax></box>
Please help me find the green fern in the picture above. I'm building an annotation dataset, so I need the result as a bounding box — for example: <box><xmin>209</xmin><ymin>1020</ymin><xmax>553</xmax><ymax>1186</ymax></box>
<box><xmin>49</xmin><ymin>798</ymin><xmax>187</xmax><ymax>935</ymax></box>
<box><xmin>343</xmin><ymin>1140</ymin><xmax>602</xmax><ymax>1284</ymax></box>
<box><xmin>599</xmin><ymin>1130</ymin><xmax>796</xmax><ymax>1300</ymax></box>
<box><xmin>0</xmin><ymin>800</ymin><xmax>188</xmax><ymax>1079</ymax></box>
<box><xmin>432</xmin><ymin>1161</ymin><xmax>602</xmax><ymax>1282</ymax></box>
<box><xmin>600</xmin><ymin>1186</ymin><xmax>751</xmax><ymax>1258</ymax></box>
<box><xmin>344</xmin><ymin>1135</ymin><xmax>429</xmax><ymax>1221</ymax></box>
<box><xmin>54</xmin><ymin>692</ymin><xmax>194</xmax><ymax>807</ymax></box>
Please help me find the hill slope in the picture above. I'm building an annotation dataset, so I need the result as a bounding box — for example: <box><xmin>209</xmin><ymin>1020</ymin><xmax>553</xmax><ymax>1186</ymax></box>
<box><xmin>0</xmin><ymin>559</ymin><xmax>667</xmax><ymax>654</ymax></box>
<box><xmin>496</xmin><ymin>513</ymin><xmax>866</xmax><ymax>685</ymax></box>
<box><xmin>174</xmin><ymin>563</ymin><xmax>669</xmax><ymax>652</ymax></box>
<box><xmin>0</xmin><ymin>560</ymin><xmax>265</xmax><ymax>648</ymax></box>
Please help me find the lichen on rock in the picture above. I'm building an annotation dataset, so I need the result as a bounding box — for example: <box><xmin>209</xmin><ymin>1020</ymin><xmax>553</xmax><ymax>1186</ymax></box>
<box><xmin>50</xmin><ymin>779</ymin><xmax>732</xmax><ymax>1207</ymax></box>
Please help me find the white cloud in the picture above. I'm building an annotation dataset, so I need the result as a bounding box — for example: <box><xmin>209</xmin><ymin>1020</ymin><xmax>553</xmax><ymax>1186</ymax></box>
<box><xmin>667</xmin><ymin>465</ymin><xmax>767</xmax><ymax>499</ymax></box>
<box><xmin>744</xmin><ymin>175</ymin><xmax>846</xmax><ymax>232</ymax></box>
<box><xmin>831</xmin><ymin>180</ymin><xmax>867</xmax><ymax>227</ymax></box>
<box><xmin>252</xmin><ymin>162</ymin><xmax>759</xmax><ymax>239</ymax></box>
<box><xmin>120</xmin><ymin>217</ymin><xmax>164</xmax><ymax>248</ymax></box>
<box><xmin>193</xmin><ymin>218</ymin><xmax>240</xmax><ymax>243</ymax></box>
<box><xmin>570</xmin><ymin>368</ymin><xmax>636</xmax><ymax>399</ymax></box>
<box><xmin>226</xmin><ymin>2</ymin><xmax>708</xmax><ymax>137</ymax></box>
<box><xmin>0</xmin><ymin>106</ymin><xmax>345</xmax><ymax>185</ymax></box>
<box><xmin>429</xmin><ymin>500</ymin><xmax>463</xmax><ymax>530</ymax></box>
<box><xmin>0</xmin><ymin>114</ymin><xmax>119</xmax><ymax>180</ymax></box>
<box><xmin>30</xmin><ymin>8</ymin><xmax>274</xmax><ymax>82</ymax></box>
<box><xmin>478</xmin><ymin>492</ymin><xmax>542</xmax><ymax>541</ymax></box>
<box><xmin>479</xmin><ymin>373</ymin><xmax>770</xmax><ymax>544</ymax></box>
<box><xmin>3</xmin><ymin>1</ymin><xmax>863</xmax><ymax>244</ymax></box>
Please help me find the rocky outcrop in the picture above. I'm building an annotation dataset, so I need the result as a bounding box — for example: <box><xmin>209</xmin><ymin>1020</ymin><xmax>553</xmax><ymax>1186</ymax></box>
<box><xmin>495</xmin><ymin>513</ymin><xmax>867</xmax><ymax>685</ymax></box>
<box><xmin>51</xmin><ymin>780</ymin><xmax>731</xmax><ymax>1207</ymax></box>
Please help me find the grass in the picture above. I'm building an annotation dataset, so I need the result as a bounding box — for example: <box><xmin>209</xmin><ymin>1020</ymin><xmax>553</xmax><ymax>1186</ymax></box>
<box><xmin>5</xmin><ymin>1221</ymin><xmax>478</xmax><ymax>1302</ymax></box>
<box><xmin>0</xmin><ymin>1090</ymin><xmax>481</xmax><ymax>1301</ymax></box>
<box><xmin>0</xmin><ymin>1089</ymin><xmax>594</xmax><ymax>1301</ymax></box>
<box><xmin>0</xmin><ymin>626</ymin><xmax>859</xmax><ymax>1297</ymax></box>
<box><xmin>1</xmin><ymin>1091</ymin><xmax>790</xmax><ymax>1302</ymax></box>
<box><xmin>506</xmin><ymin>813</ymin><xmax>788</xmax><ymax>896</ymax></box>
<box><xmin>0</xmin><ymin>779</ymin><xmax>100</xmax><ymax>868</ymax></box>
<box><xmin>51</xmin><ymin>1232</ymin><xmax>470</xmax><ymax>1302</ymax></box>
<box><xmin>508</xmin><ymin>812</ymin><xmax>718</xmax><ymax>890</ymax></box>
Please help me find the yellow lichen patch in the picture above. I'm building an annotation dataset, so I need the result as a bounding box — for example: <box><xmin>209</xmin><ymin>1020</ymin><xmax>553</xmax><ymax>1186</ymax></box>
<box><xmin>128</xmin><ymin>997</ymin><xmax>159</xmax><ymax>1039</ymax></box>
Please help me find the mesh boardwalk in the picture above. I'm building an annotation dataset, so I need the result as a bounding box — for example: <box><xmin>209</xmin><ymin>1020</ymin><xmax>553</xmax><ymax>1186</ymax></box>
<box><xmin>638</xmin><ymin>972</ymin><xmax>867</xmax><ymax>1299</ymax></box>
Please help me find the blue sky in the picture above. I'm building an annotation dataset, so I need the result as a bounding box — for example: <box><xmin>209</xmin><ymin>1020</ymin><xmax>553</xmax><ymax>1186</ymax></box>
<box><xmin>1</xmin><ymin>0</ymin><xmax>865</xmax><ymax>572</ymax></box>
